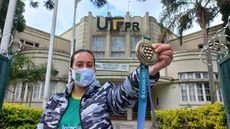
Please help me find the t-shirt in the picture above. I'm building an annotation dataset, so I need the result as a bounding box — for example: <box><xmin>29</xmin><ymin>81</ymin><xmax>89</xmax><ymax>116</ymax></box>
<box><xmin>59</xmin><ymin>93</ymin><xmax>82</xmax><ymax>129</ymax></box>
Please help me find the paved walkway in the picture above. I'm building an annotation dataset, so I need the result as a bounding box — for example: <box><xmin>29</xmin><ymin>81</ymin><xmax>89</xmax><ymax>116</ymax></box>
<box><xmin>112</xmin><ymin>120</ymin><xmax>154</xmax><ymax>129</ymax></box>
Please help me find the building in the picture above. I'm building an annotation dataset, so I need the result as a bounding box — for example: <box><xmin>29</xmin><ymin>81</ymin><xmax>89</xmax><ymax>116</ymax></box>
<box><xmin>5</xmin><ymin>12</ymin><xmax>223</xmax><ymax>120</ymax></box>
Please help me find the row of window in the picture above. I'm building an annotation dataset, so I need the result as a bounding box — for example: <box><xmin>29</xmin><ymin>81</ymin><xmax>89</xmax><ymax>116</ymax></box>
<box><xmin>92</xmin><ymin>36</ymin><xmax>141</xmax><ymax>57</ymax></box>
<box><xmin>20</xmin><ymin>39</ymin><xmax>40</xmax><ymax>48</ymax></box>
<box><xmin>13</xmin><ymin>72</ymin><xmax>222</xmax><ymax>103</ymax></box>
<box><xmin>178</xmin><ymin>72</ymin><xmax>218</xmax><ymax>80</ymax></box>
<box><xmin>179</xmin><ymin>72</ymin><xmax>222</xmax><ymax>102</ymax></box>
<box><xmin>14</xmin><ymin>81</ymin><xmax>56</xmax><ymax>101</ymax></box>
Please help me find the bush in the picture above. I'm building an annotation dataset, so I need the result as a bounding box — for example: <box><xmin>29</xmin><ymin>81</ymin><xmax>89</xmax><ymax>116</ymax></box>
<box><xmin>151</xmin><ymin>102</ymin><xmax>228</xmax><ymax>129</ymax></box>
<box><xmin>0</xmin><ymin>103</ymin><xmax>43</xmax><ymax>129</ymax></box>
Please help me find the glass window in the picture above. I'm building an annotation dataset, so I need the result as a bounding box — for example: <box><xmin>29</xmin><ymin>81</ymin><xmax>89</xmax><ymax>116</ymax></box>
<box><xmin>204</xmin><ymin>83</ymin><xmax>211</xmax><ymax>101</ymax></box>
<box><xmin>35</xmin><ymin>43</ymin><xmax>39</xmax><ymax>47</ymax></box>
<box><xmin>179</xmin><ymin>72</ymin><xmax>222</xmax><ymax>102</ymax></box>
<box><xmin>188</xmin><ymin>83</ymin><xmax>196</xmax><ymax>101</ymax></box>
<box><xmin>180</xmin><ymin>84</ymin><xmax>188</xmax><ymax>101</ymax></box>
<box><xmin>178</xmin><ymin>72</ymin><xmax>222</xmax><ymax>102</ymax></box>
<box><xmin>25</xmin><ymin>41</ymin><xmax>34</xmax><ymax>46</ymax></box>
<box><xmin>179</xmin><ymin>73</ymin><xmax>186</xmax><ymax>80</ymax></box>
<box><xmin>111</xmin><ymin>36</ymin><xmax>125</xmax><ymax>57</ymax></box>
<box><xmin>92</xmin><ymin>36</ymin><xmax>105</xmax><ymax>57</ymax></box>
<box><xmin>33</xmin><ymin>82</ymin><xmax>41</xmax><ymax>99</ymax></box>
<box><xmin>15</xmin><ymin>84</ymin><xmax>20</xmax><ymax>99</ymax></box>
<box><xmin>196</xmin><ymin>83</ymin><xmax>204</xmax><ymax>101</ymax></box>
<box><xmin>20</xmin><ymin>85</ymin><xmax>26</xmax><ymax>100</ymax></box>
<box><xmin>49</xmin><ymin>81</ymin><xmax>56</xmax><ymax>97</ymax></box>
<box><xmin>131</xmin><ymin>36</ymin><xmax>141</xmax><ymax>57</ymax></box>
<box><xmin>187</xmin><ymin>73</ymin><xmax>193</xmax><ymax>79</ymax></box>
<box><xmin>202</xmin><ymin>73</ymin><xmax>208</xmax><ymax>79</ymax></box>
<box><xmin>195</xmin><ymin>73</ymin><xmax>201</xmax><ymax>79</ymax></box>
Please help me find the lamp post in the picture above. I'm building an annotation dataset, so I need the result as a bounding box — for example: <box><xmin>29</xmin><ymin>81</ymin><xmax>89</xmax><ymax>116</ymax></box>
<box><xmin>0</xmin><ymin>0</ymin><xmax>16</xmax><ymax>112</ymax></box>
<box><xmin>68</xmin><ymin>0</ymin><xmax>80</xmax><ymax>83</ymax></box>
<box><xmin>0</xmin><ymin>0</ymin><xmax>17</xmax><ymax>53</ymax></box>
<box><xmin>42</xmin><ymin>0</ymin><xmax>59</xmax><ymax>108</ymax></box>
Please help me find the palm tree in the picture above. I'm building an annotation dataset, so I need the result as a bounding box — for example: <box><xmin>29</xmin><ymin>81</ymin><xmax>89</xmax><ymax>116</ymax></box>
<box><xmin>159</xmin><ymin>0</ymin><xmax>219</xmax><ymax>103</ymax></box>
<box><xmin>18</xmin><ymin>63</ymin><xmax>58</xmax><ymax>107</ymax></box>
<box><xmin>29</xmin><ymin>0</ymin><xmax>108</xmax><ymax>10</ymax></box>
<box><xmin>8</xmin><ymin>53</ymin><xmax>33</xmax><ymax>102</ymax></box>
<box><xmin>216</xmin><ymin>0</ymin><xmax>230</xmax><ymax>47</ymax></box>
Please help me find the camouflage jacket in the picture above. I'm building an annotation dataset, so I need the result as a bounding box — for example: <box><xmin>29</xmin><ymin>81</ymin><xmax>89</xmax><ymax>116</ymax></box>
<box><xmin>37</xmin><ymin>67</ymin><xmax>159</xmax><ymax>129</ymax></box>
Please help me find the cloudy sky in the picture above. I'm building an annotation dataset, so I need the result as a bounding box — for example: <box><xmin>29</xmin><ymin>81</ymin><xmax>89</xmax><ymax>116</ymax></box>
<box><xmin>23</xmin><ymin>0</ymin><xmax>223</xmax><ymax>36</ymax></box>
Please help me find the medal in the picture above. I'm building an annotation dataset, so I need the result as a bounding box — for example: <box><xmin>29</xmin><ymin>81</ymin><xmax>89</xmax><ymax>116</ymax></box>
<box><xmin>136</xmin><ymin>37</ymin><xmax>159</xmax><ymax>129</ymax></box>
<box><xmin>136</xmin><ymin>38</ymin><xmax>158</xmax><ymax>66</ymax></box>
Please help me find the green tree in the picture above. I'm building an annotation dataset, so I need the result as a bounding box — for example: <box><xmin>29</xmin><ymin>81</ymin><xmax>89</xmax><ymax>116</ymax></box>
<box><xmin>18</xmin><ymin>63</ymin><xmax>58</xmax><ymax>107</ymax></box>
<box><xmin>29</xmin><ymin>0</ymin><xmax>108</xmax><ymax>10</ymax></box>
<box><xmin>0</xmin><ymin>0</ymin><xmax>26</xmax><ymax>34</ymax></box>
<box><xmin>159</xmin><ymin>0</ymin><xmax>219</xmax><ymax>103</ymax></box>
<box><xmin>8</xmin><ymin>53</ymin><xmax>33</xmax><ymax>102</ymax></box>
<box><xmin>8</xmin><ymin>52</ymin><xmax>59</xmax><ymax>107</ymax></box>
<box><xmin>216</xmin><ymin>0</ymin><xmax>230</xmax><ymax>25</ymax></box>
<box><xmin>216</xmin><ymin>0</ymin><xmax>230</xmax><ymax>47</ymax></box>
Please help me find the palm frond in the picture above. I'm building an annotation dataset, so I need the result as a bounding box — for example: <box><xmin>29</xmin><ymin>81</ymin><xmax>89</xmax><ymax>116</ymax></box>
<box><xmin>44</xmin><ymin>0</ymin><xmax>55</xmax><ymax>10</ymax></box>
<box><xmin>29</xmin><ymin>0</ymin><xmax>39</xmax><ymax>8</ymax></box>
<box><xmin>90</xmin><ymin>0</ymin><xmax>107</xmax><ymax>8</ymax></box>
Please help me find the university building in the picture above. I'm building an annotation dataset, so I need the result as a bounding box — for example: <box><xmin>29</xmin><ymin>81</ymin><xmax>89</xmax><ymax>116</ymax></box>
<box><xmin>5</xmin><ymin>12</ymin><xmax>223</xmax><ymax>120</ymax></box>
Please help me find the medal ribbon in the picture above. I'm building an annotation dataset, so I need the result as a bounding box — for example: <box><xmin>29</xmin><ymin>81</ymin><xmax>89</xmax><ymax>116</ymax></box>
<box><xmin>137</xmin><ymin>63</ymin><xmax>148</xmax><ymax>129</ymax></box>
<box><xmin>137</xmin><ymin>37</ymin><xmax>158</xmax><ymax>129</ymax></box>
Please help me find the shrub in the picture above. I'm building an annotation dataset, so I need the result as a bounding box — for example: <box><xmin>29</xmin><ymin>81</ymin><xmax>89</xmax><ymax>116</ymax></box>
<box><xmin>0</xmin><ymin>103</ymin><xmax>43</xmax><ymax>129</ymax></box>
<box><xmin>151</xmin><ymin>102</ymin><xmax>228</xmax><ymax>129</ymax></box>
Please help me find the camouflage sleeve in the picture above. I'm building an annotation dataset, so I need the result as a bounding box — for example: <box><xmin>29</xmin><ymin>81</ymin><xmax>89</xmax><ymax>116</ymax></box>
<box><xmin>37</xmin><ymin>93</ymin><xmax>68</xmax><ymax>129</ymax></box>
<box><xmin>106</xmin><ymin>66</ymin><xmax>160</xmax><ymax>114</ymax></box>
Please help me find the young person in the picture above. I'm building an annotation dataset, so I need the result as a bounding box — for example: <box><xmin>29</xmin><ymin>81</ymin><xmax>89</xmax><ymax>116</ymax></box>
<box><xmin>37</xmin><ymin>43</ymin><xmax>173</xmax><ymax>129</ymax></box>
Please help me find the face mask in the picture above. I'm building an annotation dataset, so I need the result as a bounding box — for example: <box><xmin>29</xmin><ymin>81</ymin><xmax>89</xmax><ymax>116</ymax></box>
<box><xmin>70</xmin><ymin>68</ymin><xmax>95</xmax><ymax>87</ymax></box>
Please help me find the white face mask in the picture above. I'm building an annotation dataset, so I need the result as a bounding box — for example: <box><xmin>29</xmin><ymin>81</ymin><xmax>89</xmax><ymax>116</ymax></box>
<box><xmin>70</xmin><ymin>68</ymin><xmax>95</xmax><ymax>87</ymax></box>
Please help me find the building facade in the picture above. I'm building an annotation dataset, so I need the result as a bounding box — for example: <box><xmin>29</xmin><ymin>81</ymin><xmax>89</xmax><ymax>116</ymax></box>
<box><xmin>4</xmin><ymin>12</ymin><xmax>223</xmax><ymax>120</ymax></box>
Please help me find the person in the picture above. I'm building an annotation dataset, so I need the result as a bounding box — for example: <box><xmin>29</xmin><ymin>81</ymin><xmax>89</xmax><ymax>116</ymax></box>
<box><xmin>37</xmin><ymin>43</ymin><xmax>173</xmax><ymax>129</ymax></box>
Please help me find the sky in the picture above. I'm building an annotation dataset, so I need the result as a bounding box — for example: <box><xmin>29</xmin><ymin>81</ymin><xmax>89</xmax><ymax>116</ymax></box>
<box><xmin>23</xmin><ymin>0</ymin><xmax>223</xmax><ymax>36</ymax></box>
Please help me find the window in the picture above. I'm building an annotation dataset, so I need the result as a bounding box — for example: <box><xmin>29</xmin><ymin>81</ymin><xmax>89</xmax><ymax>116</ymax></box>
<box><xmin>198</xmin><ymin>44</ymin><xmax>203</xmax><ymax>49</ymax></box>
<box><xmin>14</xmin><ymin>81</ymin><xmax>57</xmax><ymax>101</ymax></box>
<box><xmin>188</xmin><ymin>83</ymin><xmax>196</xmax><ymax>101</ymax></box>
<box><xmin>195</xmin><ymin>73</ymin><xmax>201</xmax><ymax>79</ymax></box>
<box><xmin>180</xmin><ymin>83</ymin><xmax>213</xmax><ymax>102</ymax></box>
<box><xmin>50</xmin><ymin>81</ymin><xmax>57</xmax><ymax>97</ymax></box>
<box><xmin>181</xmin><ymin>84</ymin><xmax>188</xmax><ymax>101</ymax></box>
<box><xmin>179</xmin><ymin>72</ymin><xmax>222</xmax><ymax>102</ymax></box>
<box><xmin>204</xmin><ymin>83</ymin><xmax>211</xmax><ymax>101</ymax></box>
<box><xmin>130</xmin><ymin>36</ymin><xmax>141</xmax><ymax>57</ymax></box>
<box><xmin>33</xmin><ymin>82</ymin><xmax>41</xmax><ymax>99</ymax></box>
<box><xmin>25</xmin><ymin>41</ymin><xmax>34</xmax><ymax>46</ymax></box>
<box><xmin>111</xmin><ymin>36</ymin><xmax>125</xmax><ymax>57</ymax></box>
<box><xmin>20</xmin><ymin>39</ymin><xmax>40</xmax><ymax>48</ymax></box>
<box><xmin>15</xmin><ymin>84</ymin><xmax>21</xmax><ymax>99</ymax></box>
<box><xmin>92</xmin><ymin>36</ymin><xmax>105</xmax><ymax>57</ymax></box>
<box><xmin>196</xmin><ymin>83</ymin><xmax>204</xmax><ymax>101</ymax></box>
<box><xmin>202</xmin><ymin>73</ymin><xmax>208</xmax><ymax>79</ymax></box>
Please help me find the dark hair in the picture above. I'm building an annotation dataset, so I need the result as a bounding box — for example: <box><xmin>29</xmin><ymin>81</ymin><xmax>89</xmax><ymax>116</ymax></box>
<box><xmin>70</xmin><ymin>49</ymin><xmax>95</xmax><ymax>68</ymax></box>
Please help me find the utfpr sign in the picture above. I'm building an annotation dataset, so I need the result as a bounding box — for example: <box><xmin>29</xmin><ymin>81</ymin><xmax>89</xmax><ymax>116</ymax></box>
<box><xmin>97</xmin><ymin>17</ymin><xmax>140</xmax><ymax>32</ymax></box>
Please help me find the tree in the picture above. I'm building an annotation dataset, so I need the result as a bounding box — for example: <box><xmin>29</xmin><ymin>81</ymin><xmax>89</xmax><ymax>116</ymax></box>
<box><xmin>0</xmin><ymin>0</ymin><xmax>26</xmax><ymax>34</ymax></box>
<box><xmin>216</xmin><ymin>0</ymin><xmax>230</xmax><ymax>25</ymax></box>
<box><xmin>8</xmin><ymin>52</ymin><xmax>59</xmax><ymax>107</ymax></box>
<box><xmin>18</xmin><ymin>63</ymin><xmax>58</xmax><ymax>107</ymax></box>
<box><xmin>216</xmin><ymin>0</ymin><xmax>230</xmax><ymax>48</ymax></box>
<box><xmin>29</xmin><ymin>0</ymin><xmax>108</xmax><ymax>10</ymax></box>
<box><xmin>8</xmin><ymin>53</ymin><xmax>33</xmax><ymax>102</ymax></box>
<box><xmin>159</xmin><ymin>0</ymin><xmax>219</xmax><ymax>103</ymax></box>
<box><xmin>0</xmin><ymin>0</ymin><xmax>3</xmax><ymax>13</ymax></box>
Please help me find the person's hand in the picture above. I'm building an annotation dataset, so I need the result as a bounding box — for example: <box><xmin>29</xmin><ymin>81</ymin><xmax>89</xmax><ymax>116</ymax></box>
<box><xmin>149</xmin><ymin>43</ymin><xmax>173</xmax><ymax>76</ymax></box>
